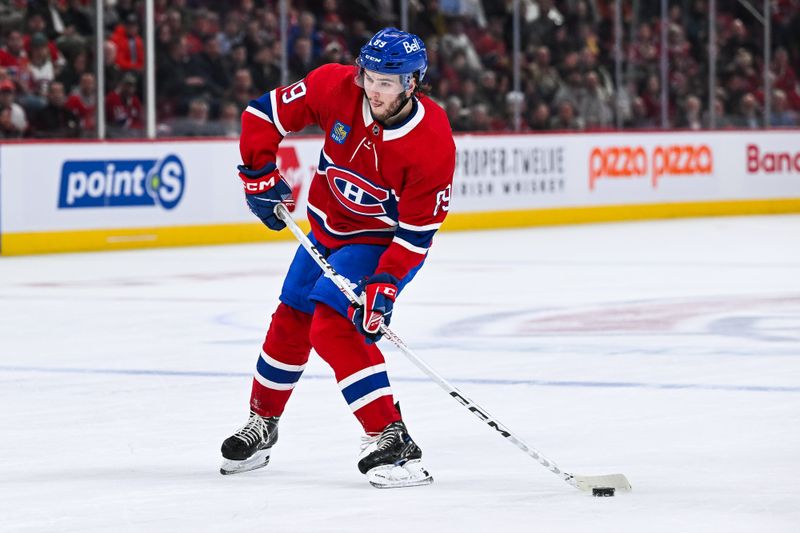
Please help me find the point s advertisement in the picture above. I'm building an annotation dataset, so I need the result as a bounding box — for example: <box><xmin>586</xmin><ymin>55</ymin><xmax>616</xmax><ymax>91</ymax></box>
<box><xmin>0</xmin><ymin>139</ymin><xmax>321</xmax><ymax>238</ymax></box>
<box><xmin>58</xmin><ymin>155</ymin><xmax>185</xmax><ymax>210</ymax></box>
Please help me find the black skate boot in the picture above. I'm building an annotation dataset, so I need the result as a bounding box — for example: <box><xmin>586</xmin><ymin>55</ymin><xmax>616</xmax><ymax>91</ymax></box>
<box><xmin>219</xmin><ymin>411</ymin><xmax>279</xmax><ymax>475</ymax></box>
<box><xmin>357</xmin><ymin>421</ymin><xmax>433</xmax><ymax>488</ymax></box>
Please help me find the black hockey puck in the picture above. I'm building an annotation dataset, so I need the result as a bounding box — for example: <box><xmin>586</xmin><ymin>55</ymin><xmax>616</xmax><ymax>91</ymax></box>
<box><xmin>592</xmin><ymin>487</ymin><xmax>615</xmax><ymax>497</ymax></box>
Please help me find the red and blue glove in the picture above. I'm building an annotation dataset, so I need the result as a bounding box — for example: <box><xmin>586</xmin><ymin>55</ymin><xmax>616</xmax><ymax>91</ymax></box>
<box><xmin>348</xmin><ymin>273</ymin><xmax>398</xmax><ymax>344</ymax></box>
<box><xmin>238</xmin><ymin>162</ymin><xmax>294</xmax><ymax>231</ymax></box>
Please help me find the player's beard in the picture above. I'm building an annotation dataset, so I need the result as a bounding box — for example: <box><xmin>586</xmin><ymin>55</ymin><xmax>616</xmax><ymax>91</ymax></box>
<box><xmin>369</xmin><ymin>93</ymin><xmax>407</xmax><ymax>123</ymax></box>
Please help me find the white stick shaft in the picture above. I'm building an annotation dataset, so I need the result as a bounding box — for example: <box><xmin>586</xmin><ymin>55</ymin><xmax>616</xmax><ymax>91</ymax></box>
<box><xmin>274</xmin><ymin>204</ymin><xmax>580</xmax><ymax>487</ymax></box>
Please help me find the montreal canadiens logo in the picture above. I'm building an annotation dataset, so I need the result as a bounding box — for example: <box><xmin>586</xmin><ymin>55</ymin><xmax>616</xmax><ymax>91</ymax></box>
<box><xmin>325</xmin><ymin>166</ymin><xmax>390</xmax><ymax>216</ymax></box>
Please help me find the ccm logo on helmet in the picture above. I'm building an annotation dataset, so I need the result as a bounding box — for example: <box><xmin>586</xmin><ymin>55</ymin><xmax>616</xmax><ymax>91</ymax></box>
<box><xmin>325</xmin><ymin>166</ymin><xmax>390</xmax><ymax>217</ymax></box>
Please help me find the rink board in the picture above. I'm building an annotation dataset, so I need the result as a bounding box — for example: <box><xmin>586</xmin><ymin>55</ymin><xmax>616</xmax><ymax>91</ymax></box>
<box><xmin>1</xmin><ymin>130</ymin><xmax>798</xmax><ymax>255</ymax></box>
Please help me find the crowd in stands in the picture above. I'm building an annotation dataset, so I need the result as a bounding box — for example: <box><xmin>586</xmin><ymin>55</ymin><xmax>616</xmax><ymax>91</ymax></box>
<box><xmin>0</xmin><ymin>0</ymin><xmax>798</xmax><ymax>139</ymax></box>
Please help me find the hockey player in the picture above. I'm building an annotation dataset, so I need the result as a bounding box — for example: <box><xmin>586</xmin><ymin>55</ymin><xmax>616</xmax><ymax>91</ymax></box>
<box><xmin>220</xmin><ymin>28</ymin><xmax>455</xmax><ymax>488</ymax></box>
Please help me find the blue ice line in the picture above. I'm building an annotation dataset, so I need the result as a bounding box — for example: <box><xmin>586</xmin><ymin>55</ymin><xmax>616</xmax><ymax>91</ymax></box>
<box><xmin>0</xmin><ymin>365</ymin><xmax>798</xmax><ymax>394</ymax></box>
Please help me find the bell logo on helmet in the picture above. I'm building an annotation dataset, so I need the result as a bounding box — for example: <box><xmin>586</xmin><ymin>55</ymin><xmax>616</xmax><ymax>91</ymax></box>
<box><xmin>402</xmin><ymin>40</ymin><xmax>421</xmax><ymax>54</ymax></box>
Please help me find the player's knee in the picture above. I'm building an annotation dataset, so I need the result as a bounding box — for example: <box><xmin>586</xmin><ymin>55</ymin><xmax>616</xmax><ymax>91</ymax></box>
<box><xmin>263</xmin><ymin>303</ymin><xmax>313</xmax><ymax>362</ymax></box>
<box><xmin>309</xmin><ymin>303</ymin><xmax>349</xmax><ymax>358</ymax></box>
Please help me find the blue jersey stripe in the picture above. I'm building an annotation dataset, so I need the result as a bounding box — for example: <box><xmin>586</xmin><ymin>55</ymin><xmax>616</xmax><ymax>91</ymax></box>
<box><xmin>248</xmin><ymin>91</ymin><xmax>276</xmax><ymax>123</ymax></box>
<box><xmin>341</xmin><ymin>371</ymin><xmax>390</xmax><ymax>405</ymax></box>
<box><xmin>256</xmin><ymin>355</ymin><xmax>304</xmax><ymax>385</ymax></box>
<box><xmin>395</xmin><ymin>226</ymin><xmax>436</xmax><ymax>248</ymax></box>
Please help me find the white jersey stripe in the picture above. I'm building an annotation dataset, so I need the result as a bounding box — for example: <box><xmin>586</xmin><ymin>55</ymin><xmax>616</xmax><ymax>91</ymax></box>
<box><xmin>338</xmin><ymin>363</ymin><xmax>387</xmax><ymax>390</ymax></box>
<box><xmin>269</xmin><ymin>90</ymin><xmax>288</xmax><ymax>137</ymax></box>
<box><xmin>398</xmin><ymin>221</ymin><xmax>442</xmax><ymax>231</ymax></box>
<box><xmin>393</xmin><ymin>236</ymin><xmax>428</xmax><ymax>255</ymax></box>
<box><xmin>348</xmin><ymin>387</ymin><xmax>393</xmax><ymax>412</ymax></box>
<box><xmin>245</xmin><ymin>106</ymin><xmax>273</xmax><ymax>124</ymax></box>
<box><xmin>254</xmin><ymin>372</ymin><xmax>296</xmax><ymax>391</ymax></box>
<box><xmin>260</xmin><ymin>350</ymin><xmax>306</xmax><ymax>372</ymax></box>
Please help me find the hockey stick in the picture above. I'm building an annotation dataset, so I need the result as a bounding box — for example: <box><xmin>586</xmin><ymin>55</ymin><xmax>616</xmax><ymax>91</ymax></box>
<box><xmin>274</xmin><ymin>203</ymin><xmax>631</xmax><ymax>493</ymax></box>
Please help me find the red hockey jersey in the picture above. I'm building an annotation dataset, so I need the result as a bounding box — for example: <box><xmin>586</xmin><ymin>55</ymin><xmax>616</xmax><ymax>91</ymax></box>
<box><xmin>240</xmin><ymin>63</ymin><xmax>456</xmax><ymax>281</ymax></box>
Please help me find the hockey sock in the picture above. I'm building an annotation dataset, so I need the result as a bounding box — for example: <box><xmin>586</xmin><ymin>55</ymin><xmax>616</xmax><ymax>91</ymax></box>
<box><xmin>309</xmin><ymin>303</ymin><xmax>401</xmax><ymax>434</ymax></box>
<box><xmin>249</xmin><ymin>303</ymin><xmax>313</xmax><ymax>417</ymax></box>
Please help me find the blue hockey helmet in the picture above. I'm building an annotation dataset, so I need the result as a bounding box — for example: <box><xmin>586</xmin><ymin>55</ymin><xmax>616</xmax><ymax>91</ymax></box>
<box><xmin>357</xmin><ymin>27</ymin><xmax>428</xmax><ymax>92</ymax></box>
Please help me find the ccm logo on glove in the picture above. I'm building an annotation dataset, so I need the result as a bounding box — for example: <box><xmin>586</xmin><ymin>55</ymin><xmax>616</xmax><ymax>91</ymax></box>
<box><xmin>238</xmin><ymin>162</ymin><xmax>295</xmax><ymax>231</ymax></box>
<box><xmin>349</xmin><ymin>273</ymin><xmax>398</xmax><ymax>344</ymax></box>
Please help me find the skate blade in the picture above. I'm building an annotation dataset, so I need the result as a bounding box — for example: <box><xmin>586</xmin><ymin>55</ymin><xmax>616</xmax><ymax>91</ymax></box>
<box><xmin>366</xmin><ymin>459</ymin><xmax>433</xmax><ymax>489</ymax></box>
<box><xmin>219</xmin><ymin>449</ymin><xmax>271</xmax><ymax>475</ymax></box>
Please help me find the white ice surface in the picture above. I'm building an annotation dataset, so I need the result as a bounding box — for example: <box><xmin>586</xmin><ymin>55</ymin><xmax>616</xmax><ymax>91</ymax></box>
<box><xmin>1</xmin><ymin>215</ymin><xmax>799</xmax><ymax>532</ymax></box>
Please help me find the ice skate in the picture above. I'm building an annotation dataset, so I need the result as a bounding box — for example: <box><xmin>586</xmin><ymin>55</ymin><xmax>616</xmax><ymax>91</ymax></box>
<box><xmin>220</xmin><ymin>411</ymin><xmax>279</xmax><ymax>475</ymax></box>
<box><xmin>357</xmin><ymin>421</ymin><xmax>433</xmax><ymax>488</ymax></box>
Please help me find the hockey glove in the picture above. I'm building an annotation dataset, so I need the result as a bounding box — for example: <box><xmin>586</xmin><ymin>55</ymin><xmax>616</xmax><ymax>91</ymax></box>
<box><xmin>348</xmin><ymin>273</ymin><xmax>398</xmax><ymax>344</ymax></box>
<box><xmin>238</xmin><ymin>162</ymin><xmax>295</xmax><ymax>231</ymax></box>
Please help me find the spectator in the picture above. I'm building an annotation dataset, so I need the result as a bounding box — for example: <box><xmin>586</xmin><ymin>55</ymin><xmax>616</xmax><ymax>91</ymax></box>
<box><xmin>168</xmin><ymin>97</ymin><xmax>223</xmax><ymax>137</ymax></box>
<box><xmin>440</xmin><ymin>18</ymin><xmax>482</xmax><ymax>75</ymax></box>
<box><xmin>677</xmin><ymin>94</ymin><xmax>703</xmax><ymax>130</ymax></box>
<box><xmin>226</xmin><ymin>67</ymin><xmax>257</xmax><ymax>112</ymax></box>
<box><xmin>27</xmin><ymin>0</ymin><xmax>69</xmax><ymax>40</ymax></box>
<box><xmin>772</xmin><ymin>47</ymin><xmax>800</xmax><ymax>110</ymax></box>
<box><xmin>550</xmin><ymin>100</ymin><xmax>584</xmax><ymax>130</ymax></box>
<box><xmin>314</xmin><ymin>40</ymin><xmax>347</xmax><ymax>70</ymax></box>
<box><xmin>224</xmin><ymin>44</ymin><xmax>250</xmax><ymax>84</ymax></box>
<box><xmin>0</xmin><ymin>79</ymin><xmax>28</xmax><ymax>134</ymax></box>
<box><xmin>24</xmin><ymin>13</ymin><xmax>66</xmax><ymax>68</ymax></box>
<box><xmin>250</xmin><ymin>43</ymin><xmax>281</xmax><ymax>90</ymax></box>
<box><xmin>703</xmin><ymin>97</ymin><xmax>734</xmax><ymax>129</ymax></box>
<box><xmin>185</xmin><ymin>8</ymin><xmax>214</xmax><ymax>55</ymax></box>
<box><xmin>110</xmin><ymin>13</ymin><xmax>144</xmax><ymax>71</ymax></box>
<box><xmin>55</xmin><ymin>24</ymin><xmax>87</xmax><ymax>62</ymax></box>
<box><xmin>289</xmin><ymin>11</ymin><xmax>323</xmax><ymax>59</ymax></box>
<box><xmin>730</xmin><ymin>92</ymin><xmax>760</xmax><ymax>129</ymax></box>
<box><xmin>528</xmin><ymin>46</ymin><xmax>562</xmax><ymax>103</ymax></box>
<box><xmin>218</xmin><ymin>12</ymin><xmax>244</xmax><ymax>56</ymax></box>
<box><xmin>467</xmin><ymin>103</ymin><xmax>493</xmax><ymax>130</ymax></box>
<box><xmin>289</xmin><ymin>37</ymin><xmax>314</xmax><ymax>80</ymax></box>
<box><xmin>106</xmin><ymin>72</ymin><xmax>143</xmax><ymax>136</ymax></box>
<box><xmin>26</xmin><ymin>32</ymin><xmax>55</xmax><ymax>109</ymax></box>
<box><xmin>444</xmin><ymin>95</ymin><xmax>469</xmax><ymax>131</ymax></box>
<box><xmin>769</xmin><ymin>89</ymin><xmax>798</xmax><ymax>127</ymax></box>
<box><xmin>56</xmin><ymin>49</ymin><xmax>89</xmax><ymax>93</ymax></box>
<box><xmin>629</xmin><ymin>96</ymin><xmax>657</xmax><ymax>129</ymax></box>
<box><xmin>32</xmin><ymin>80</ymin><xmax>78</xmax><ymax>137</ymax></box>
<box><xmin>578</xmin><ymin>70</ymin><xmax>613</xmax><ymax>128</ymax></box>
<box><xmin>189</xmin><ymin>35</ymin><xmax>230</xmax><ymax>99</ymax></box>
<box><xmin>65</xmin><ymin>71</ymin><xmax>96</xmax><ymax>134</ymax></box>
<box><xmin>0</xmin><ymin>104</ymin><xmax>24</xmax><ymax>138</ymax></box>
<box><xmin>218</xmin><ymin>100</ymin><xmax>241</xmax><ymax>138</ymax></box>
<box><xmin>103</xmin><ymin>40</ymin><xmax>122</xmax><ymax>93</ymax></box>
<box><xmin>528</xmin><ymin>102</ymin><xmax>551</xmax><ymax>130</ymax></box>
<box><xmin>0</xmin><ymin>30</ymin><xmax>28</xmax><ymax>71</ymax></box>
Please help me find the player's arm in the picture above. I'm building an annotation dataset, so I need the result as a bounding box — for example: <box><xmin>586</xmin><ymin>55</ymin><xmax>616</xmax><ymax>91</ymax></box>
<box><xmin>350</xmin><ymin>142</ymin><xmax>456</xmax><ymax>342</ymax></box>
<box><xmin>237</xmin><ymin>68</ymin><xmax>325</xmax><ymax>230</ymax></box>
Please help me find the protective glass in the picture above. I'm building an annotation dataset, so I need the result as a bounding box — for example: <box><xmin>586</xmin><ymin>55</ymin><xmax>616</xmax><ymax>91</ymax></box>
<box><xmin>354</xmin><ymin>65</ymin><xmax>407</xmax><ymax>95</ymax></box>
